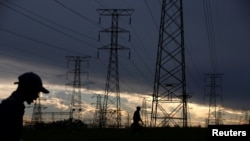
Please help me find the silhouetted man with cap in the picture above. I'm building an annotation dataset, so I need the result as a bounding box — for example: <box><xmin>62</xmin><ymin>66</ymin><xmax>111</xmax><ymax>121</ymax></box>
<box><xmin>0</xmin><ymin>72</ymin><xmax>49</xmax><ymax>141</ymax></box>
<box><xmin>131</xmin><ymin>106</ymin><xmax>144</xmax><ymax>134</ymax></box>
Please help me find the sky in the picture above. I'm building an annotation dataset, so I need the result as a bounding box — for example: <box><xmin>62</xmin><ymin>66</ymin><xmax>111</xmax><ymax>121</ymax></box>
<box><xmin>0</xmin><ymin>0</ymin><xmax>250</xmax><ymax>126</ymax></box>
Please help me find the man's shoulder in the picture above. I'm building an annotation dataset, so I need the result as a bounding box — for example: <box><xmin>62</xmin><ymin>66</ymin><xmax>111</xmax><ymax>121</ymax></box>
<box><xmin>0</xmin><ymin>96</ymin><xmax>25</xmax><ymax>120</ymax></box>
<box><xmin>0</xmin><ymin>96</ymin><xmax>20</xmax><ymax>111</ymax></box>
<box><xmin>1</xmin><ymin>96</ymin><xmax>17</xmax><ymax>104</ymax></box>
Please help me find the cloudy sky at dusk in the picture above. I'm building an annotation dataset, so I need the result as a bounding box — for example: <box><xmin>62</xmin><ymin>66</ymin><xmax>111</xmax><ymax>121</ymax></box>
<box><xmin>0</xmin><ymin>0</ymin><xmax>250</xmax><ymax>126</ymax></box>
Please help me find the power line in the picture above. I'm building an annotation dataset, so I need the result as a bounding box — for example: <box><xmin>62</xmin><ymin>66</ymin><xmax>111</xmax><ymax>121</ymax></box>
<box><xmin>54</xmin><ymin>0</ymin><xmax>102</xmax><ymax>28</ymax></box>
<box><xmin>0</xmin><ymin>1</ymin><xmax>98</xmax><ymax>49</ymax></box>
<box><xmin>129</xmin><ymin>25</ymin><xmax>155</xmax><ymax>74</ymax></box>
<box><xmin>202</xmin><ymin>0</ymin><xmax>218</xmax><ymax>73</ymax></box>
<box><xmin>144</xmin><ymin>0</ymin><xmax>159</xmax><ymax>30</ymax></box>
<box><xmin>6</xmin><ymin>0</ymin><xmax>98</xmax><ymax>42</ymax></box>
<box><xmin>0</xmin><ymin>27</ymin><xmax>81</xmax><ymax>55</ymax></box>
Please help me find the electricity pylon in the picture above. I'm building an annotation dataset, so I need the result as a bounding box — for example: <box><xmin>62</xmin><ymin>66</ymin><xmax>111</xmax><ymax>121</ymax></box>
<box><xmin>66</xmin><ymin>56</ymin><xmax>90</xmax><ymax>120</ymax></box>
<box><xmin>97</xmin><ymin>9</ymin><xmax>134</xmax><ymax>128</ymax></box>
<box><xmin>151</xmin><ymin>0</ymin><xmax>189</xmax><ymax>127</ymax></box>
<box><xmin>204</xmin><ymin>73</ymin><xmax>223</xmax><ymax>125</ymax></box>
<box><xmin>31</xmin><ymin>95</ymin><xmax>47</xmax><ymax>125</ymax></box>
<box><xmin>141</xmin><ymin>98</ymin><xmax>149</xmax><ymax>127</ymax></box>
<box><xmin>31</xmin><ymin>96</ymin><xmax>42</xmax><ymax>125</ymax></box>
<box><xmin>93</xmin><ymin>94</ymin><xmax>102</xmax><ymax>128</ymax></box>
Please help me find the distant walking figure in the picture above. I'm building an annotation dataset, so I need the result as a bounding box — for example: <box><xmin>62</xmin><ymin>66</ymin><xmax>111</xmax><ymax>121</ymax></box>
<box><xmin>131</xmin><ymin>106</ymin><xmax>144</xmax><ymax>133</ymax></box>
<box><xmin>0</xmin><ymin>72</ymin><xmax>49</xmax><ymax>141</ymax></box>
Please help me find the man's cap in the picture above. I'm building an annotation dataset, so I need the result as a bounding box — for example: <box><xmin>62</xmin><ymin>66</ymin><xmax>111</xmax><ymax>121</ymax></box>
<box><xmin>14</xmin><ymin>72</ymin><xmax>49</xmax><ymax>94</ymax></box>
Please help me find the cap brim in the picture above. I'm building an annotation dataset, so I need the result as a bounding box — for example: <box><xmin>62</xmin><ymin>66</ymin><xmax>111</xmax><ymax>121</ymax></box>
<box><xmin>14</xmin><ymin>82</ymin><xmax>49</xmax><ymax>94</ymax></box>
<box><xmin>41</xmin><ymin>87</ymin><xmax>49</xmax><ymax>94</ymax></box>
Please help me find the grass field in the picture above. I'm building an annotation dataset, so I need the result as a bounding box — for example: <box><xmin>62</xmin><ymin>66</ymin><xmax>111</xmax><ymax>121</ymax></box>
<box><xmin>23</xmin><ymin>127</ymin><xmax>208</xmax><ymax>141</ymax></box>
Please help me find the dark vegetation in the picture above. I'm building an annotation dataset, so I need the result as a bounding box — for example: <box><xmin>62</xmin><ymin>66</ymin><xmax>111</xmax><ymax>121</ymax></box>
<box><xmin>23</xmin><ymin>122</ymin><xmax>208</xmax><ymax>141</ymax></box>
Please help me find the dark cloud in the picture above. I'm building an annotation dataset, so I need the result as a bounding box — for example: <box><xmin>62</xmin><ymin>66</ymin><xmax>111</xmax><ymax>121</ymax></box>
<box><xmin>0</xmin><ymin>0</ymin><xmax>249</xmax><ymax>111</ymax></box>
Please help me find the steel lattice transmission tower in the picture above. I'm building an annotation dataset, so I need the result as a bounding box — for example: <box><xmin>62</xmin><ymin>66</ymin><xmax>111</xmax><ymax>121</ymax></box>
<box><xmin>31</xmin><ymin>96</ymin><xmax>47</xmax><ymax>125</ymax></box>
<box><xmin>204</xmin><ymin>73</ymin><xmax>223</xmax><ymax>125</ymax></box>
<box><xmin>151</xmin><ymin>0</ymin><xmax>189</xmax><ymax>127</ymax></box>
<box><xmin>97</xmin><ymin>9</ymin><xmax>134</xmax><ymax>128</ymax></box>
<box><xmin>31</xmin><ymin>96</ymin><xmax>42</xmax><ymax>125</ymax></box>
<box><xmin>141</xmin><ymin>98</ymin><xmax>149</xmax><ymax>127</ymax></box>
<box><xmin>66</xmin><ymin>56</ymin><xmax>91</xmax><ymax>120</ymax></box>
<box><xmin>93</xmin><ymin>94</ymin><xmax>102</xmax><ymax>128</ymax></box>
